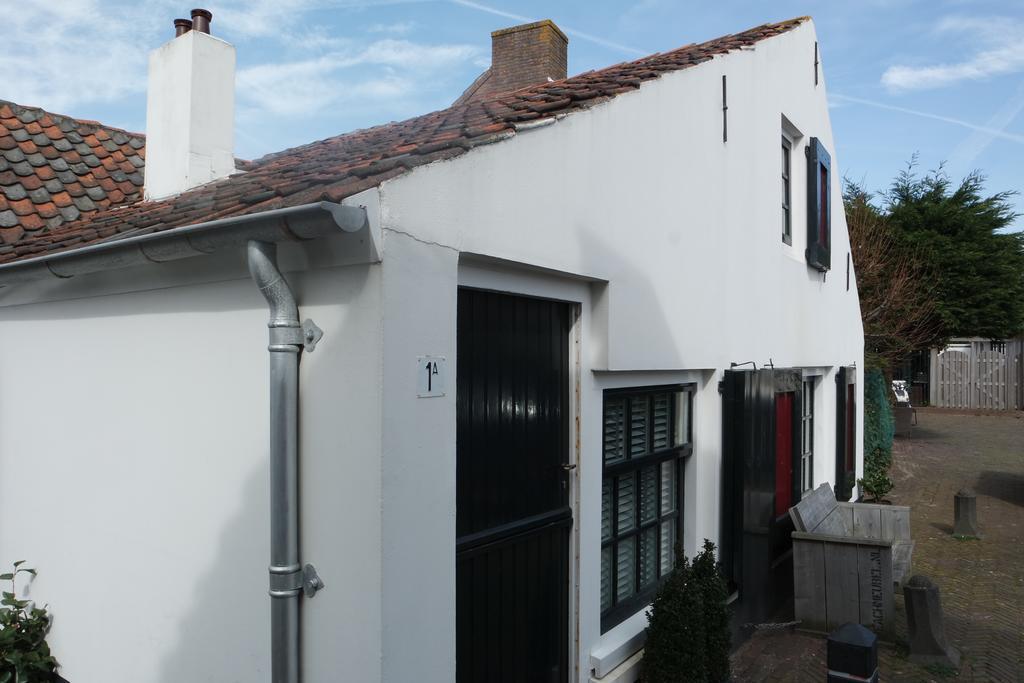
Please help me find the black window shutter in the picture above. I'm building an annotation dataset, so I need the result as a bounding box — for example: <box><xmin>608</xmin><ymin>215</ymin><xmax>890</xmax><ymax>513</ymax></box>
<box><xmin>835</xmin><ymin>366</ymin><xmax>857</xmax><ymax>501</ymax></box>
<box><xmin>805</xmin><ymin>137</ymin><xmax>831</xmax><ymax>272</ymax></box>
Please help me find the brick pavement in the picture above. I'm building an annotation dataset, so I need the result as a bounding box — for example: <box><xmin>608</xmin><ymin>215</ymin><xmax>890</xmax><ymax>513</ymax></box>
<box><xmin>730</xmin><ymin>410</ymin><xmax>1024</xmax><ymax>682</ymax></box>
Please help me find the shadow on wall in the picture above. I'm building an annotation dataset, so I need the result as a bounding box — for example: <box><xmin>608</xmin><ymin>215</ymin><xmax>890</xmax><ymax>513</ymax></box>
<box><xmin>155</xmin><ymin>458</ymin><xmax>271</xmax><ymax>682</ymax></box>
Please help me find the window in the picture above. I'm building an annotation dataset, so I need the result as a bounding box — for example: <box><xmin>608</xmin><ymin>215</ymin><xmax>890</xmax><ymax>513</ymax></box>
<box><xmin>601</xmin><ymin>386</ymin><xmax>693</xmax><ymax>632</ymax></box>
<box><xmin>782</xmin><ymin>136</ymin><xmax>793</xmax><ymax>244</ymax></box>
<box><xmin>800</xmin><ymin>379</ymin><xmax>815</xmax><ymax>492</ymax></box>
<box><xmin>805</xmin><ymin>137</ymin><xmax>831</xmax><ymax>271</ymax></box>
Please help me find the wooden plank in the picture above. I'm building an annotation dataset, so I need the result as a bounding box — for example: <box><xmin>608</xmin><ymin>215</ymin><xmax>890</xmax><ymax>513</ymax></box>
<box><xmin>892</xmin><ymin>541</ymin><xmax>914</xmax><ymax>586</ymax></box>
<box><xmin>852</xmin><ymin>506</ymin><xmax>882</xmax><ymax>540</ymax></box>
<box><xmin>824</xmin><ymin>542</ymin><xmax>860</xmax><ymax>631</ymax></box>
<box><xmin>856</xmin><ymin>543</ymin><xmax>894</xmax><ymax>638</ymax></box>
<box><xmin>790</xmin><ymin>483</ymin><xmax>840</xmax><ymax>533</ymax></box>
<box><xmin>888</xmin><ymin>507</ymin><xmax>911</xmax><ymax>541</ymax></box>
<box><xmin>835</xmin><ymin>503</ymin><xmax>854</xmax><ymax>533</ymax></box>
<box><xmin>793</xmin><ymin>539</ymin><xmax>827</xmax><ymax>631</ymax></box>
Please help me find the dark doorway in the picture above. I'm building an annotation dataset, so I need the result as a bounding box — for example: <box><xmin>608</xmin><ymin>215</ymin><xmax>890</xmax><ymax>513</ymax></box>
<box><xmin>721</xmin><ymin>368</ymin><xmax>802</xmax><ymax>641</ymax></box>
<box><xmin>456</xmin><ymin>288</ymin><xmax>573</xmax><ymax>683</ymax></box>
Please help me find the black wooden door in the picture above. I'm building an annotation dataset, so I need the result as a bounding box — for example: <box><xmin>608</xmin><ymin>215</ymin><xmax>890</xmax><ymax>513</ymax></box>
<box><xmin>456</xmin><ymin>288</ymin><xmax>572</xmax><ymax>683</ymax></box>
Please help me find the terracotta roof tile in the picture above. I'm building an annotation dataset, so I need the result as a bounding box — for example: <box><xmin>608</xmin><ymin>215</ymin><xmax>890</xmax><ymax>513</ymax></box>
<box><xmin>0</xmin><ymin>99</ymin><xmax>146</xmax><ymax>243</ymax></box>
<box><xmin>0</xmin><ymin>17</ymin><xmax>807</xmax><ymax>265</ymax></box>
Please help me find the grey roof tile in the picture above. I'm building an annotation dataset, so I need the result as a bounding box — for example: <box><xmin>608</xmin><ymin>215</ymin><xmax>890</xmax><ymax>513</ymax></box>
<box><xmin>70</xmin><ymin>162</ymin><xmax>89</xmax><ymax>174</ymax></box>
<box><xmin>32</xmin><ymin>133</ymin><xmax>52</xmax><ymax>146</ymax></box>
<box><xmin>28</xmin><ymin>187</ymin><xmax>49</xmax><ymax>202</ymax></box>
<box><xmin>11</xmin><ymin>161</ymin><xmax>33</xmax><ymax>177</ymax></box>
<box><xmin>85</xmin><ymin>186</ymin><xmax>105</xmax><ymax>200</ymax></box>
<box><xmin>52</xmin><ymin>138</ymin><xmax>72</xmax><ymax>152</ymax></box>
<box><xmin>73</xmin><ymin>195</ymin><xmax>96</xmax><ymax>211</ymax></box>
<box><xmin>44</xmin><ymin>178</ymin><xmax>63</xmax><ymax>192</ymax></box>
<box><xmin>10</xmin><ymin>128</ymin><xmax>29</xmax><ymax>142</ymax></box>
<box><xmin>17</xmin><ymin>109</ymin><xmax>38</xmax><ymax>123</ymax></box>
<box><xmin>55</xmin><ymin>170</ymin><xmax>75</xmax><ymax>183</ymax></box>
<box><xmin>59</xmin><ymin>205</ymin><xmax>81</xmax><ymax>222</ymax></box>
<box><xmin>1</xmin><ymin>185</ymin><xmax>27</xmax><ymax>200</ymax></box>
<box><xmin>0</xmin><ymin>210</ymin><xmax>18</xmax><ymax>227</ymax></box>
<box><xmin>3</xmin><ymin>148</ymin><xmax>25</xmax><ymax>163</ymax></box>
<box><xmin>82</xmin><ymin>155</ymin><xmax>101</xmax><ymax>168</ymax></box>
<box><xmin>50</xmin><ymin>158</ymin><xmax>69</xmax><ymax>171</ymax></box>
<box><xmin>128</xmin><ymin>137</ymin><xmax>144</xmax><ymax>149</ymax></box>
<box><xmin>25</xmin><ymin>152</ymin><xmax>46</xmax><ymax>167</ymax></box>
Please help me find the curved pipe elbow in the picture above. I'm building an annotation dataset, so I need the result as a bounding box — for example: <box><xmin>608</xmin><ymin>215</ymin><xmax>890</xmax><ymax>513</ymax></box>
<box><xmin>247</xmin><ymin>240</ymin><xmax>299</xmax><ymax>326</ymax></box>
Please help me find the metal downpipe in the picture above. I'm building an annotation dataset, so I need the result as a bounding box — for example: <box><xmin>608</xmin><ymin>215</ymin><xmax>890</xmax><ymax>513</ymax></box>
<box><xmin>248</xmin><ymin>240</ymin><xmax>304</xmax><ymax>683</ymax></box>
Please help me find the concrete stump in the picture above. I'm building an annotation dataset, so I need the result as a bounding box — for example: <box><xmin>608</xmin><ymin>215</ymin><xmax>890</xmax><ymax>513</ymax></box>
<box><xmin>903</xmin><ymin>575</ymin><xmax>960</xmax><ymax>668</ymax></box>
<box><xmin>953</xmin><ymin>488</ymin><xmax>980</xmax><ymax>538</ymax></box>
<box><xmin>827</xmin><ymin>623</ymin><xmax>879</xmax><ymax>683</ymax></box>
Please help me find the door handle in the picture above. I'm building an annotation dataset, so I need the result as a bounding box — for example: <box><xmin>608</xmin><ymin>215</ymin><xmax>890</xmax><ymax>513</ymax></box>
<box><xmin>561</xmin><ymin>463</ymin><xmax>577</xmax><ymax>471</ymax></box>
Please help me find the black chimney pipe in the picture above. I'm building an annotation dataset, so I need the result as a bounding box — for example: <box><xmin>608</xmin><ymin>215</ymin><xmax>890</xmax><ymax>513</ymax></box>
<box><xmin>190</xmin><ymin>8</ymin><xmax>212</xmax><ymax>34</ymax></box>
<box><xmin>174</xmin><ymin>18</ymin><xmax>193</xmax><ymax>37</ymax></box>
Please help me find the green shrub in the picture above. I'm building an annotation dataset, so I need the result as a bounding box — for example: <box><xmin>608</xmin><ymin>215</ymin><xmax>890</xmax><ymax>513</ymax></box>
<box><xmin>0</xmin><ymin>562</ymin><xmax>58</xmax><ymax>682</ymax></box>
<box><xmin>692</xmin><ymin>540</ymin><xmax>731</xmax><ymax>683</ymax></box>
<box><xmin>643</xmin><ymin>541</ymin><xmax>731</xmax><ymax>683</ymax></box>
<box><xmin>859</xmin><ymin>369</ymin><xmax>895</xmax><ymax>501</ymax></box>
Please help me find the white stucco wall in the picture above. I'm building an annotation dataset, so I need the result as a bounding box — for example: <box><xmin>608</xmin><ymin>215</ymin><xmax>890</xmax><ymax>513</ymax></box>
<box><xmin>372</xmin><ymin>19</ymin><xmax>864</xmax><ymax>683</ymax></box>
<box><xmin>0</xmin><ymin>245</ymin><xmax>383</xmax><ymax>682</ymax></box>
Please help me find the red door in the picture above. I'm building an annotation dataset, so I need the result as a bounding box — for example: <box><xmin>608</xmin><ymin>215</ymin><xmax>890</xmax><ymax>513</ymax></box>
<box><xmin>774</xmin><ymin>392</ymin><xmax>795</xmax><ymax>517</ymax></box>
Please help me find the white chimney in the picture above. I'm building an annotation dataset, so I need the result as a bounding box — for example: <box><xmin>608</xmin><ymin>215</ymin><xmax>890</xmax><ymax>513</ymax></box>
<box><xmin>144</xmin><ymin>9</ymin><xmax>236</xmax><ymax>201</ymax></box>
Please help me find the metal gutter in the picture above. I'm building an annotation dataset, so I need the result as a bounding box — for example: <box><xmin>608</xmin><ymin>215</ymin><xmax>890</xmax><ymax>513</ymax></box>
<box><xmin>0</xmin><ymin>201</ymin><xmax>369</xmax><ymax>286</ymax></box>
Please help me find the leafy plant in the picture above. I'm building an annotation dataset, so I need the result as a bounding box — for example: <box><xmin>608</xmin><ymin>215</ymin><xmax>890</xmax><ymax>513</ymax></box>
<box><xmin>643</xmin><ymin>540</ymin><xmax>731</xmax><ymax>683</ymax></box>
<box><xmin>0</xmin><ymin>562</ymin><xmax>58</xmax><ymax>682</ymax></box>
<box><xmin>859</xmin><ymin>369</ymin><xmax>895</xmax><ymax>501</ymax></box>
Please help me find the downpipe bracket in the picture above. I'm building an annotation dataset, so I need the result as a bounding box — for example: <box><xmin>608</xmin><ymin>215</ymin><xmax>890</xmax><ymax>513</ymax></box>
<box><xmin>267</xmin><ymin>319</ymin><xmax>324</xmax><ymax>352</ymax></box>
<box><xmin>303</xmin><ymin>563</ymin><xmax>326</xmax><ymax>598</ymax></box>
<box><xmin>301</xmin><ymin>319</ymin><xmax>323</xmax><ymax>352</ymax></box>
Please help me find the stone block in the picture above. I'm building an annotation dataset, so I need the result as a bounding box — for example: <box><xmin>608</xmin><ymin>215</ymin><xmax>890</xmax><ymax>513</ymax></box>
<box><xmin>903</xmin><ymin>575</ymin><xmax>960</xmax><ymax>668</ymax></box>
<box><xmin>953</xmin><ymin>488</ymin><xmax>979</xmax><ymax>538</ymax></box>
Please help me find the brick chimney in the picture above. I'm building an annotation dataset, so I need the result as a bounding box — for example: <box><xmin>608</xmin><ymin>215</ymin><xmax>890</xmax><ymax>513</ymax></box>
<box><xmin>455</xmin><ymin>20</ymin><xmax>568</xmax><ymax>104</ymax></box>
<box><xmin>144</xmin><ymin>9</ymin><xmax>236</xmax><ymax>200</ymax></box>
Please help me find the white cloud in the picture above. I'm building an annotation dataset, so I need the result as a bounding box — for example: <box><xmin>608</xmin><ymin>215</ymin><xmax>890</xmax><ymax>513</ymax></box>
<box><xmin>368</xmin><ymin>21</ymin><xmax>416</xmax><ymax>35</ymax></box>
<box><xmin>0</xmin><ymin>0</ymin><xmax>171</xmax><ymax>111</ymax></box>
<box><xmin>237</xmin><ymin>39</ymin><xmax>480</xmax><ymax>116</ymax></box>
<box><xmin>881</xmin><ymin>16</ymin><xmax>1024</xmax><ymax>92</ymax></box>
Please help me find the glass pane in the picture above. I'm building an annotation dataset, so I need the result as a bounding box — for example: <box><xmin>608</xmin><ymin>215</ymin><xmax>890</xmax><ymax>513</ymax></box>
<box><xmin>601</xmin><ymin>546</ymin><xmax>613</xmax><ymax>612</ymax></box>
<box><xmin>652</xmin><ymin>394</ymin><xmax>670</xmax><ymax>450</ymax></box>
<box><xmin>604</xmin><ymin>397</ymin><xmax>626</xmax><ymax>465</ymax></box>
<box><xmin>616</xmin><ymin>538</ymin><xmax>636</xmax><ymax>602</ymax></box>
<box><xmin>640</xmin><ymin>527</ymin><xmax>658</xmax><ymax>589</ymax></box>
<box><xmin>630</xmin><ymin>396</ymin><xmax>649</xmax><ymax>457</ymax></box>
<box><xmin>640</xmin><ymin>466</ymin><xmax>657</xmax><ymax>524</ymax></box>
<box><xmin>616</xmin><ymin>474</ymin><xmax>636</xmax><ymax>534</ymax></box>
<box><xmin>660</xmin><ymin>520</ymin><xmax>676</xmax><ymax>576</ymax></box>
<box><xmin>673</xmin><ymin>391</ymin><xmax>689</xmax><ymax>446</ymax></box>
<box><xmin>602</xmin><ymin>479</ymin><xmax>612</xmax><ymax>542</ymax></box>
<box><xmin>660</xmin><ymin>460</ymin><xmax>676</xmax><ymax>515</ymax></box>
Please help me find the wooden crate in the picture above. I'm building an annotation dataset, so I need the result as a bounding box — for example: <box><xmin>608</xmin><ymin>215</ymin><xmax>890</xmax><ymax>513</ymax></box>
<box><xmin>789</xmin><ymin>484</ymin><xmax>913</xmax><ymax>639</ymax></box>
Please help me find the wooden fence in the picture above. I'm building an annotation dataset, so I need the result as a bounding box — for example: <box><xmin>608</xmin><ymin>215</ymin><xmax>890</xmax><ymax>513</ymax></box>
<box><xmin>929</xmin><ymin>337</ymin><xmax>1024</xmax><ymax>410</ymax></box>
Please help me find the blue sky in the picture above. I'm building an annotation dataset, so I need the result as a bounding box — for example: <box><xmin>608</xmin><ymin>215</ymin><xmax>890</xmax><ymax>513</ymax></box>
<box><xmin>5</xmin><ymin>0</ymin><xmax>1022</xmax><ymax>228</ymax></box>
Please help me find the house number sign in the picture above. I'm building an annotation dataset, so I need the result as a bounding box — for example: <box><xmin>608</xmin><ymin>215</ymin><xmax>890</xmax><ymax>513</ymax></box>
<box><xmin>417</xmin><ymin>356</ymin><xmax>447</xmax><ymax>397</ymax></box>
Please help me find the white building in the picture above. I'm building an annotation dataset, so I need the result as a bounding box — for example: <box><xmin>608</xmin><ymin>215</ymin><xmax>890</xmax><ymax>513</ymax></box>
<box><xmin>0</xmin><ymin>13</ymin><xmax>863</xmax><ymax>683</ymax></box>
